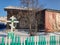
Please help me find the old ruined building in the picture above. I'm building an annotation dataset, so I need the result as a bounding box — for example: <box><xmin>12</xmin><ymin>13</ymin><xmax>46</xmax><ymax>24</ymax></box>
<box><xmin>4</xmin><ymin>6</ymin><xmax>60</xmax><ymax>32</ymax></box>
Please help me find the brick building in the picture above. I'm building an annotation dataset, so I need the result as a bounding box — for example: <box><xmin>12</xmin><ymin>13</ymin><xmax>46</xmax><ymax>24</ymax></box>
<box><xmin>4</xmin><ymin>6</ymin><xmax>60</xmax><ymax>32</ymax></box>
<box><xmin>37</xmin><ymin>9</ymin><xmax>60</xmax><ymax>32</ymax></box>
<box><xmin>4</xmin><ymin>6</ymin><xmax>38</xmax><ymax>32</ymax></box>
<box><xmin>44</xmin><ymin>9</ymin><xmax>60</xmax><ymax>32</ymax></box>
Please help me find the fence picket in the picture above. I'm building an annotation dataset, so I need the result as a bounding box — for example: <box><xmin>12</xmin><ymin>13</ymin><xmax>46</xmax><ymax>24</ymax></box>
<box><xmin>0</xmin><ymin>34</ymin><xmax>60</xmax><ymax>45</ymax></box>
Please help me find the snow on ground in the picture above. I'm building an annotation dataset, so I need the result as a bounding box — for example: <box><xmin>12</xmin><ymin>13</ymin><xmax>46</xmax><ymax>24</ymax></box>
<box><xmin>14</xmin><ymin>30</ymin><xmax>30</xmax><ymax>36</ymax></box>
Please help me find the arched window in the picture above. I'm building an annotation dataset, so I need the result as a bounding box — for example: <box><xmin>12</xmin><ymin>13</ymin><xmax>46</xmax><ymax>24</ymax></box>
<box><xmin>19</xmin><ymin>17</ymin><xmax>29</xmax><ymax>28</ymax></box>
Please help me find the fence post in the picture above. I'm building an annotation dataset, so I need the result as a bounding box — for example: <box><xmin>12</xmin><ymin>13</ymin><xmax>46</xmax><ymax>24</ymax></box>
<box><xmin>5</xmin><ymin>37</ymin><xmax>7</xmax><ymax>45</ymax></box>
<box><xmin>34</xmin><ymin>36</ymin><xmax>37</xmax><ymax>45</ymax></box>
<box><xmin>50</xmin><ymin>35</ymin><xmax>56</xmax><ymax>45</ymax></box>
<box><xmin>2</xmin><ymin>37</ymin><xmax>4</xmax><ymax>45</ymax></box>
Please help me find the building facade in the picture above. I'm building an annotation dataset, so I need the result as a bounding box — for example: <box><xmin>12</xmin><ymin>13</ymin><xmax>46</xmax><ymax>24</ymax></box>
<box><xmin>44</xmin><ymin>9</ymin><xmax>60</xmax><ymax>32</ymax></box>
<box><xmin>37</xmin><ymin>9</ymin><xmax>60</xmax><ymax>32</ymax></box>
<box><xmin>4</xmin><ymin>6</ymin><xmax>60</xmax><ymax>32</ymax></box>
<box><xmin>4</xmin><ymin>6</ymin><xmax>37</xmax><ymax>32</ymax></box>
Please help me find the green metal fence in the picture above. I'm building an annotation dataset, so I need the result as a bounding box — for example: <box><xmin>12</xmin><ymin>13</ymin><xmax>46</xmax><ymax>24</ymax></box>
<box><xmin>0</xmin><ymin>32</ymin><xmax>60</xmax><ymax>45</ymax></box>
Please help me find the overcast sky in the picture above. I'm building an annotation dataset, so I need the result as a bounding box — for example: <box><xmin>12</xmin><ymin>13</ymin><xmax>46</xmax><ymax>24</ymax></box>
<box><xmin>0</xmin><ymin>0</ymin><xmax>60</xmax><ymax>16</ymax></box>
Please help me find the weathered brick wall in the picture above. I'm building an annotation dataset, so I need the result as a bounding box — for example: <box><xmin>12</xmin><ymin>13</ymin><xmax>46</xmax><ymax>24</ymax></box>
<box><xmin>6</xmin><ymin>9</ymin><xmax>36</xmax><ymax>29</ymax></box>
<box><xmin>45</xmin><ymin>11</ymin><xmax>60</xmax><ymax>32</ymax></box>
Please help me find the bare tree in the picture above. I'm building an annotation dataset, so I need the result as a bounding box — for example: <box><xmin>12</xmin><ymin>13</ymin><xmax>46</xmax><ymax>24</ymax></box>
<box><xmin>20</xmin><ymin>0</ymin><xmax>43</xmax><ymax>36</ymax></box>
